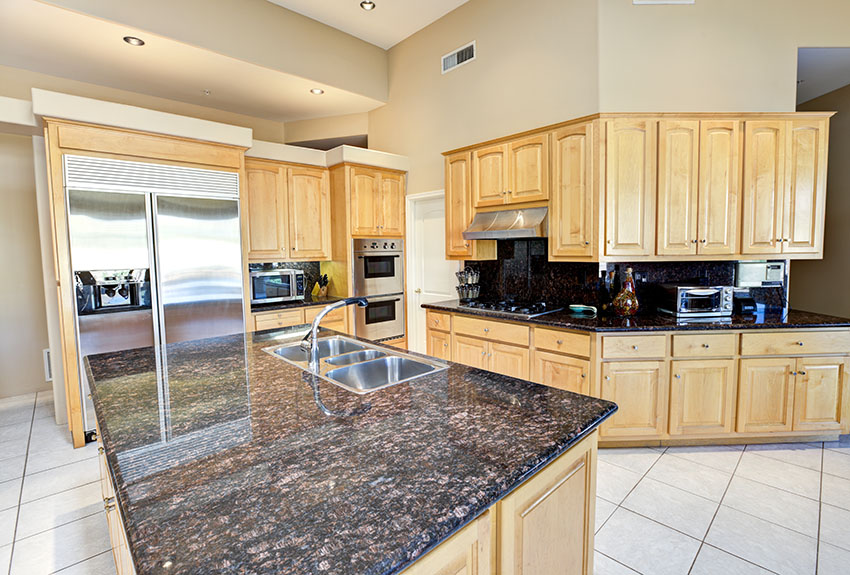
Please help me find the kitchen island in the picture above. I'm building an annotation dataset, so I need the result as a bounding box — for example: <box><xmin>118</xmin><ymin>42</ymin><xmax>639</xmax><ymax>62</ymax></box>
<box><xmin>86</xmin><ymin>326</ymin><xmax>616</xmax><ymax>575</ymax></box>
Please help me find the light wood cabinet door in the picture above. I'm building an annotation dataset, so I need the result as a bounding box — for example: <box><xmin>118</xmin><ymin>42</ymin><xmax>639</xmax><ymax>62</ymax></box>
<box><xmin>245</xmin><ymin>163</ymin><xmax>288</xmax><ymax>261</ymax></box>
<box><xmin>604</xmin><ymin>119</ymin><xmax>656</xmax><ymax>256</ymax></box>
<box><xmin>500</xmin><ymin>435</ymin><xmax>595</xmax><ymax>575</ymax></box>
<box><xmin>453</xmin><ymin>335</ymin><xmax>489</xmax><ymax>370</ymax></box>
<box><xmin>669</xmin><ymin>360</ymin><xmax>736</xmax><ymax>435</ymax></box>
<box><xmin>288</xmin><ymin>167</ymin><xmax>332</xmax><ymax>260</ymax></box>
<box><xmin>445</xmin><ymin>152</ymin><xmax>474</xmax><ymax>258</ymax></box>
<box><xmin>427</xmin><ymin>329</ymin><xmax>452</xmax><ymax>362</ymax></box>
<box><xmin>600</xmin><ymin>361</ymin><xmax>666</xmax><ymax>438</ymax></box>
<box><xmin>350</xmin><ymin>167</ymin><xmax>380</xmax><ymax>236</ymax></box>
<box><xmin>402</xmin><ymin>513</ymin><xmax>491</xmax><ymax>575</ymax></box>
<box><xmin>737</xmin><ymin>358</ymin><xmax>795</xmax><ymax>433</ymax></box>
<box><xmin>783</xmin><ymin>119</ymin><xmax>827</xmax><ymax>254</ymax></box>
<box><xmin>533</xmin><ymin>351</ymin><xmax>589</xmax><ymax>394</ymax></box>
<box><xmin>489</xmin><ymin>342</ymin><xmax>530</xmax><ymax>380</ymax></box>
<box><xmin>473</xmin><ymin>144</ymin><xmax>509</xmax><ymax>207</ymax></box>
<box><xmin>657</xmin><ymin>120</ymin><xmax>699</xmax><ymax>256</ymax></box>
<box><xmin>742</xmin><ymin>121</ymin><xmax>785</xmax><ymax>254</ymax></box>
<box><xmin>698</xmin><ymin>120</ymin><xmax>741</xmax><ymax>255</ymax></box>
<box><xmin>550</xmin><ymin>123</ymin><xmax>593</xmax><ymax>258</ymax></box>
<box><xmin>507</xmin><ymin>134</ymin><xmax>549</xmax><ymax>204</ymax></box>
<box><xmin>793</xmin><ymin>357</ymin><xmax>846</xmax><ymax>432</ymax></box>
<box><xmin>379</xmin><ymin>172</ymin><xmax>405</xmax><ymax>236</ymax></box>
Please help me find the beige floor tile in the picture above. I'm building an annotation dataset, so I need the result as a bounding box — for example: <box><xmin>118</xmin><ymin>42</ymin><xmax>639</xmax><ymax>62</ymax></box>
<box><xmin>53</xmin><ymin>550</ymin><xmax>116</xmax><ymax>575</ymax></box>
<box><xmin>20</xmin><ymin>458</ymin><xmax>99</xmax><ymax>504</ymax></box>
<box><xmin>9</xmin><ymin>512</ymin><xmax>110</xmax><ymax>575</ymax></box>
<box><xmin>722</xmin><ymin>475</ymin><xmax>820</xmax><ymax>537</ymax></box>
<box><xmin>705</xmin><ymin>506</ymin><xmax>817</xmax><ymax>575</ymax></box>
<box><xmin>818</xmin><ymin>541</ymin><xmax>850</xmax><ymax>575</ymax></box>
<box><xmin>823</xmin><ymin>434</ymin><xmax>850</xmax><ymax>455</ymax></box>
<box><xmin>823</xmin><ymin>449</ymin><xmax>850</xmax><ymax>480</ymax></box>
<box><xmin>0</xmin><ymin>394</ymin><xmax>35</xmax><ymax>407</ymax></box>
<box><xmin>822</xmin><ymin>473</ymin><xmax>850</xmax><ymax>512</ymax></box>
<box><xmin>16</xmin><ymin>482</ymin><xmax>103</xmax><ymax>540</ymax></box>
<box><xmin>596</xmin><ymin>460</ymin><xmax>643</xmax><ymax>504</ymax></box>
<box><xmin>24</xmin><ymin>442</ymin><xmax>99</xmax><ymax>476</ymax></box>
<box><xmin>0</xmin><ymin>456</ymin><xmax>26</xmax><ymax>483</ymax></box>
<box><xmin>27</xmin><ymin>418</ymin><xmax>75</xmax><ymax>456</ymax></box>
<box><xmin>0</xmin><ymin>437</ymin><xmax>29</xmax><ymax>463</ymax></box>
<box><xmin>646</xmin><ymin>453</ymin><xmax>732</xmax><ymax>502</ymax></box>
<box><xmin>0</xmin><ymin>423</ymin><xmax>30</xmax><ymax>446</ymax></box>
<box><xmin>0</xmin><ymin>507</ymin><xmax>17</xmax><ymax>547</ymax></box>
<box><xmin>622</xmin><ymin>477</ymin><xmax>718</xmax><ymax>539</ymax></box>
<box><xmin>690</xmin><ymin>545</ymin><xmax>773</xmax><ymax>575</ymax></box>
<box><xmin>0</xmin><ymin>544</ymin><xmax>11</xmax><ymax>575</ymax></box>
<box><xmin>596</xmin><ymin>497</ymin><xmax>617</xmax><ymax>534</ymax></box>
<box><xmin>597</xmin><ymin>447</ymin><xmax>662</xmax><ymax>475</ymax></box>
<box><xmin>665</xmin><ymin>444</ymin><xmax>743</xmax><ymax>473</ymax></box>
<box><xmin>0</xmin><ymin>478</ymin><xmax>21</xmax><ymax>512</ymax></box>
<box><xmin>746</xmin><ymin>442</ymin><xmax>823</xmax><ymax>471</ymax></box>
<box><xmin>735</xmin><ymin>451</ymin><xmax>821</xmax><ymax>500</ymax></box>
<box><xmin>0</xmin><ymin>398</ymin><xmax>35</xmax><ymax>426</ymax></box>
<box><xmin>594</xmin><ymin>551</ymin><xmax>640</xmax><ymax>575</ymax></box>
<box><xmin>820</xmin><ymin>503</ymin><xmax>850</xmax><ymax>553</ymax></box>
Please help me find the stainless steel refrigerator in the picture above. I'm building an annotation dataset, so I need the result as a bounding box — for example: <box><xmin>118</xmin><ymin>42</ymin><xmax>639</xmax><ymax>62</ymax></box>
<box><xmin>64</xmin><ymin>155</ymin><xmax>244</xmax><ymax>437</ymax></box>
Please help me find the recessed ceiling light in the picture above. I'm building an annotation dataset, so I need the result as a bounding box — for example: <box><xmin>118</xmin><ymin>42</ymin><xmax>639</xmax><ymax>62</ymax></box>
<box><xmin>360</xmin><ymin>1</ymin><xmax>376</xmax><ymax>11</ymax></box>
<box><xmin>310</xmin><ymin>88</ymin><xmax>325</xmax><ymax>95</ymax></box>
<box><xmin>123</xmin><ymin>36</ymin><xmax>145</xmax><ymax>47</ymax></box>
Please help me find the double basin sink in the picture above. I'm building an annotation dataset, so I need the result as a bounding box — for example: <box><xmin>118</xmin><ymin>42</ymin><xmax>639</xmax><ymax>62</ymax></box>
<box><xmin>264</xmin><ymin>335</ymin><xmax>448</xmax><ymax>394</ymax></box>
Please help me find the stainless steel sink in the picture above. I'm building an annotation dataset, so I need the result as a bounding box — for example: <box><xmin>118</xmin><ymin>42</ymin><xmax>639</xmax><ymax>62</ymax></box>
<box><xmin>264</xmin><ymin>334</ymin><xmax>447</xmax><ymax>394</ymax></box>
<box><xmin>325</xmin><ymin>356</ymin><xmax>438</xmax><ymax>394</ymax></box>
<box><xmin>325</xmin><ymin>349</ymin><xmax>386</xmax><ymax>366</ymax></box>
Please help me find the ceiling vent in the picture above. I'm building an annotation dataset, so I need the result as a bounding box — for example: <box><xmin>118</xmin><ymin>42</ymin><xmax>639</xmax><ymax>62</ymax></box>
<box><xmin>442</xmin><ymin>41</ymin><xmax>476</xmax><ymax>74</ymax></box>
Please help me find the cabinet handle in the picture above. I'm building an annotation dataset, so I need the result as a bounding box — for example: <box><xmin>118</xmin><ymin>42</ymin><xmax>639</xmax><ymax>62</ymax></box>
<box><xmin>799</xmin><ymin>370</ymin><xmax>807</xmax><ymax>376</ymax></box>
<box><xmin>702</xmin><ymin>343</ymin><xmax>710</xmax><ymax>349</ymax></box>
<box><xmin>675</xmin><ymin>374</ymin><xmax>681</xmax><ymax>379</ymax></box>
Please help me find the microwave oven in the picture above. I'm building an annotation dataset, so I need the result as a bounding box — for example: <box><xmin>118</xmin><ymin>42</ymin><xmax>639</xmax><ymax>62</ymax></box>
<box><xmin>250</xmin><ymin>269</ymin><xmax>305</xmax><ymax>305</ymax></box>
<box><xmin>658</xmin><ymin>284</ymin><xmax>734</xmax><ymax>318</ymax></box>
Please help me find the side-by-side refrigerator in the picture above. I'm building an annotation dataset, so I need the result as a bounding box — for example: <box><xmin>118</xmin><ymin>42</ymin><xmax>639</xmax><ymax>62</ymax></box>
<box><xmin>64</xmin><ymin>155</ymin><xmax>244</xmax><ymax>438</ymax></box>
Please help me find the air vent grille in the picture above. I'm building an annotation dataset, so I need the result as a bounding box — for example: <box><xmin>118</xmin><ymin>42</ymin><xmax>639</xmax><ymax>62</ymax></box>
<box><xmin>442</xmin><ymin>41</ymin><xmax>476</xmax><ymax>74</ymax></box>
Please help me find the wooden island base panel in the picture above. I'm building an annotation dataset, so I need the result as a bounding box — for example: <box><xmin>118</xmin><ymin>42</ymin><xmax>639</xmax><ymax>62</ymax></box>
<box><xmin>426</xmin><ymin>307</ymin><xmax>850</xmax><ymax>448</ymax></box>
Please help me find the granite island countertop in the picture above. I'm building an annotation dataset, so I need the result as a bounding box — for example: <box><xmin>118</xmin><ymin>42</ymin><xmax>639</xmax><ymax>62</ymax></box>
<box><xmin>423</xmin><ymin>300</ymin><xmax>850</xmax><ymax>332</ymax></box>
<box><xmin>85</xmin><ymin>327</ymin><xmax>617</xmax><ymax>575</ymax></box>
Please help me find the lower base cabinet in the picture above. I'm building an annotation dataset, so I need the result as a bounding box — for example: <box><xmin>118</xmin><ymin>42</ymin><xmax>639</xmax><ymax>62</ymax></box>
<box><xmin>794</xmin><ymin>357</ymin><xmax>847</xmax><ymax>432</ymax></box>
<box><xmin>600</xmin><ymin>361</ymin><xmax>667</xmax><ymax>438</ymax></box>
<box><xmin>450</xmin><ymin>334</ymin><xmax>529</xmax><ymax>379</ymax></box>
<box><xmin>532</xmin><ymin>351</ymin><xmax>590</xmax><ymax>394</ymax></box>
<box><xmin>669</xmin><ymin>359</ymin><xmax>736</xmax><ymax>435</ymax></box>
<box><xmin>99</xmin><ymin>445</ymin><xmax>136</xmax><ymax>575</ymax></box>
<box><xmin>427</xmin><ymin>329</ymin><xmax>452</xmax><ymax>361</ymax></box>
<box><xmin>252</xmin><ymin>305</ymin><xmax>348</xmax><ymax>333</ymax></box>
<box><xmin>403</xmin><ymin>431</ymin><xmax>597</xmax><ymax>575</ymax></box>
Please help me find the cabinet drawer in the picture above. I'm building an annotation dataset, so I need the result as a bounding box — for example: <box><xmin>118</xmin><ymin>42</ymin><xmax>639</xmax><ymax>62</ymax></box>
<box><xmin>602</xmin><ymin>335</ymin><xmax>666</xmax><ymax>359</ymax></box>
<box><xmin>453</xmin><ymin>315</ymin><xmax>529</xmax><ymax>346</ymax></box>
<box><xmin>304</xmin><ymin>306</ymin><xmax>345</xmax><ymax>325</ymax></box>
<box><xmin>673</xmin><ymin>333</ymin><xmax>738</xmax><ymax>358</ymax></box>
<box><xmin>534</xmin><ymin>328</ymin><xmax>591</xmax><ymax>357</ymax></box>
<box><xmin>426</xmin><ymin>311</ymin><xmax>452</xmax><ymax>332</ymax></box>
<box><xmin>254</xmin><ymin>309</ymin><xmax>304</xmax><ymax>331</ymax></box>
<box><xmin>740</xmin><ymin>330</ymin><xmax>850</xmax><ymax>356</ymax></box>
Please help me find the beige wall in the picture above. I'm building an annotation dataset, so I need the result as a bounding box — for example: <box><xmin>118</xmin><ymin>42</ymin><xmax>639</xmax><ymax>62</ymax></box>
<box><xmin>0</xmin><ymin>133</ymin><xmax>50</xmax><ymax>399</ymax></box>
<box><xmin>598</xmin><ymin>0</ymin><xmax>850</xmax><ymax>112</ymax></box>
<box><xmin>368</xmin><ymin>0</ymin><xmax>599</xmax><ymax>195</ymax></box>
<box><xmin>790</xmin><ymin>84</ymin><xmax>850</xmax><ymax>316</ymax></box>
<box><xmin>285</xmin><ymin>113</ymin><xmax>369</xmax><ymax>144</ymax></box>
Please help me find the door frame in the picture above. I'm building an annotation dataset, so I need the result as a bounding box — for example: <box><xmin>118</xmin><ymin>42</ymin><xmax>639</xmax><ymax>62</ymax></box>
<box><xmin>405</xmin><ymin>190</ymin><xmax>460</xmax><ymax>354</ymax></box>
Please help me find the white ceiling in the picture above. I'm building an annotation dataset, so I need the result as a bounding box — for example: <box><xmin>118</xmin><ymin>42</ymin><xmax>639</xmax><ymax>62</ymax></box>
<box><xmin>266</xmin><ymin>0</ymin><xmax>469</xmax><ymax>49</ymax></box>
<box><xmin>797</xmin><ymin>48</ymin><xmax>850</xmax><ymax>105</ymax></box>
<box><xmin>0</xmin><ymin>0</ymin><xmax>385</xmax><ymax>122</ymax></box>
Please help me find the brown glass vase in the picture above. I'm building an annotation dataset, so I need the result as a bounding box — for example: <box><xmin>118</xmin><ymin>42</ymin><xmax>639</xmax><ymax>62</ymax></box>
<box><xmin>613</xmin><ymin>267</ymin><xmax>639</xmax><ymax>317</ymax></box>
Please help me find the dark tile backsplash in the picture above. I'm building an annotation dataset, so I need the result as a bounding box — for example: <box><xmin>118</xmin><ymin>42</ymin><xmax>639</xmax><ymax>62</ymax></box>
<box><xmin>465</xmin><ymin>239</ymin><xmax>786</xmax><ymax>311</ymax></box>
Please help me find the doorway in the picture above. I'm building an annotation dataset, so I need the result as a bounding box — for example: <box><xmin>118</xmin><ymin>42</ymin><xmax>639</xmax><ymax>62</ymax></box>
<box><xmin>406</xmin><ymin>191</ymin><xmax>459</xmax><ymax>353</ymax></box>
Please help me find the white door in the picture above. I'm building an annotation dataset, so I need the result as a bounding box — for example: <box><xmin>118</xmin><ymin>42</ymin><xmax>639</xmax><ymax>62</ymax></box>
<box><xmin>407</xmin><ymin>191</ymin><xmax>459</xmax><ymax>354</ymax></box>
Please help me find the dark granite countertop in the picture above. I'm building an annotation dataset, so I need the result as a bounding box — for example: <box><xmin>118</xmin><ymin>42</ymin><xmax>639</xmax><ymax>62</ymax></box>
<box><xmin>85</xmin><ymin>328</ymin><xmax>616</xmax><ymax>575</ymax></box>
<box><xmin>423</xmin><ymin>300</ymin><xmax>850</xmax><ymax>332</ymax></box>
<box><xmin>251</xmin><ymin>295</ymin><xmax>343</xmax><ymax>314</ymax></box>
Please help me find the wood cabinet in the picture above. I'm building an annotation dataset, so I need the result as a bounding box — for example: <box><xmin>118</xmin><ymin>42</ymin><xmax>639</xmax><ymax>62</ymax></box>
<box><xmin>473</xmin><ymin>143</ymin><xmax>509</xmax><ymax>207</ymax></box>
<box><xmin>793</xmin><ymin>357</ymin><xmax>846</xmax><ymax>432</ymax></box>
<box><xmin>288</xmin><ymin>167</ymin><xmax>332</xmax><ymax>260</ymax></box>
<box><xmin>669</xmin><ymin>359</ymin><xmax>736</xmax><ymax>435</ymax></box>
<box><xmin>445</xmin><ymin>152</ymin><xmax>496</xmax><ymax>260</ymax></box>
<box><xmin>453</xmin><ymin>334</ymin><xmax>490</xmax><ymax>370</ymax></box>
<box><xmin>402</xmin><ymin>512</ymin><xmax>491</xmax><ymax>575</ymax></box>
<box><xmin>657</xmin><ymin>120</ymin><xmax>699</xmax><ymax>256</ymax></box>
<box><xmin>452</xmin><ymin>334</ymin><xmax>529</xmax><ymax>379</ymax></box>
<box><xmin>427</xmin><ymin>329</ymin><xmax>452</xmax><ymax>361</ymax></box>
<box><xmin>737</xmin><ymin>358</ymin><xmax>796</xmax><ymax>433</ymax></box>
<box><xmin>532</xmin><ymin>351</ymin><xmax>589</xmax><ymax>394</ymax></box>
<box><xmin>252</xmin><ymin>305</ymin><xmax>348</xmax><ymax>334</ymax></box>
<box><xmin>742</xmin><ymin>121</ymin><xmax>787</xmax><ymax>255</ymax></box>
<box><xmin>507</xmin><ymin>134</ymin><xmax>549</xmax><ymax>203</ymax></box>
<box><xmin>784</xmin><ymin>119</ymin><xmax>828</xmax><ymax>254</ymax></box>
<box><xmin>350</xmin><ymin>167</ymin><xmax>405</xmax><ymax>237</ymax></box>
<box><xmin>698</xmin><ymin>120</ymin><xmax>741</xmax><ymax>255</ymax></box>
<box><xmin>245</xmin><ymin>163</ymin><xmax>288</xmax><ymax>261</ymax></box>
<box><xmin>604</xmin><ymin>119</ymin><xmax>657</xmax><ymax>256</ymax></box>
<box><xmin>550</xmin><ymin>123</ymin><xmax>594</xmax><ymax>258</ymax></box>
<box><xmin>600</xmin><ymin>361</ymin><xmax>666</xmax><ymax>438</ymax></box>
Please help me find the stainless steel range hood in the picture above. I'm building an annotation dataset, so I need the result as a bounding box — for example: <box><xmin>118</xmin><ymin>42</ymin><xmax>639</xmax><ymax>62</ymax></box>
<box><xmin>462</xmin><ymin>207</ymin><xmax>548</xmax><ymax>240</ymax></box>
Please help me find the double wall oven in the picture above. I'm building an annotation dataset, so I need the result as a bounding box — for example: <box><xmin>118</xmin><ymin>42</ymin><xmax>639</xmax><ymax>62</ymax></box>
<box><xmin>352</xmin><ymin>239</ymin><xmax>404</xmax><ymax>341</ymax></box>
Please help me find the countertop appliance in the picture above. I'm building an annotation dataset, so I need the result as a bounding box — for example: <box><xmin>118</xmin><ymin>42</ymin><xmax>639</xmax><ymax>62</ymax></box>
<box><xmin>249</xmin><ymin>269</ymin><xmax>305</xmax><ymax>305</ymax></box>
<box><xmin>65</xmin><ymin>154</ymin><xmax>244</xmax><ymax>439</ymax></box>
<box><xmin>353</xmin><ymin>238</ymin><xmax>404</xmax><ymax>297</ymax></box>
<box><xmin>736</xmin><ymin>261</ymin><xmax>786</xmax><ymax>287</ymax></box>
<box><xmin>354</xmin><ymin>294</ymin><xmax>405</xmax><ymax>341</ymax></box>
<box><xmin>657</xmin><ymin>284</ymin><xmax>734</xmax><ymax>318</ymax></box>
<box><xmin>459</xmin><ymin>300</ymin><xmax>564</xmax><ymax>319</ymax></box>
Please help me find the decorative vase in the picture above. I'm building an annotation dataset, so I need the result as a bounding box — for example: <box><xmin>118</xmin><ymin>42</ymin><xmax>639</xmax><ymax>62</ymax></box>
<box><xmin>613</xmin><ymin>267</ymin><xmax>639</xmax><ymax>317</ymax></box>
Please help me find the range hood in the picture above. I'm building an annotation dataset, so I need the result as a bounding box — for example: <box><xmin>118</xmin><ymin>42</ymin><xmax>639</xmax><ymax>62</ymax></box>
<box><xmin>462</xmin><ymin>207</ymin><xmax>548</xmax><ymax>240</ymax></box>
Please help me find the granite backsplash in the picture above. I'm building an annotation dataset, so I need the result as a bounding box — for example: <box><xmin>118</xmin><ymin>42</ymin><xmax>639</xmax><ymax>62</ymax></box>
<box><xmin>465</xmin><ymin>239</ymin><xmax>786</xmax><ymax>312</ymax></box>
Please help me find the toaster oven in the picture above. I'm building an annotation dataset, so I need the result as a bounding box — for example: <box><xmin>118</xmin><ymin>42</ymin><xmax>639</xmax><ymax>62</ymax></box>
<box><xmin>658</xmin><ymin>284</ymin><xmax>734</xmax><ymax>318</ymax></box>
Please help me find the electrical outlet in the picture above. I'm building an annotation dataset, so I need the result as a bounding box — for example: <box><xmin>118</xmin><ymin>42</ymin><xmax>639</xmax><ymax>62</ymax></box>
<box><xmin>634</xmin><ymin>272</ymin><xmax>647</xmax><ymax>283</ymax></box>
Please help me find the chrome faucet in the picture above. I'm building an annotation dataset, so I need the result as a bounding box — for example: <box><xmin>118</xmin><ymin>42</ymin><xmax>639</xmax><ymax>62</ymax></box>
<box><xmin>301</xmin><ymin>297</ymin><xmax>368</xmax><ymax>371</ymax></box>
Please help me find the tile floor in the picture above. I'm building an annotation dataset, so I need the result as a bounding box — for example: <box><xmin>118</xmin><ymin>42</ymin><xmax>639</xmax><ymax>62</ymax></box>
<box><xmin>2</xmin><ymin>390</ymin><xmax>849</xmax><ymax>575</ymax></box>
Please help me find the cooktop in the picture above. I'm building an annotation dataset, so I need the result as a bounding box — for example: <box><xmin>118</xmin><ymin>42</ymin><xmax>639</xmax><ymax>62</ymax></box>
<box><xmin>458</xmin><ymin>300</ymin><xmax>564</xmax><ymax>319</ymax></box>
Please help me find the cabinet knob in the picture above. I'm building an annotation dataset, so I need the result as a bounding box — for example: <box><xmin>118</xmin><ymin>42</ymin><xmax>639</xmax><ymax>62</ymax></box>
<box><xmin>632</xmin><ymin>345</ymin><xmax>638</xmax><ymax>350</ymax></box>
<box><xmin>434</xmin><ymin>318</ymin><xmax>439</xmax><ymax>324</ymax></box>
<box><xmin>98</xmin><ymin>446</ymin><xmax>105</xmax><ymax>454</ymax></box>
<box><xmin>797</xmin><ymin>341</ymin><xmax>805</xmax><ymax>346</ymax></box>
<box><xmin>484</xmin><ymin>328</ymin><xmax>490</xmax><ymax>333</ymax></box>
<box><xmin>488</xmin><ymin>353</ymin><xmax>492</xmax><ymax>357</ymax></box>
<box><xmin>557</xmin><ymin>339</ymin><xmax>563</xmax><ymax>345</ymax></box>
<box><xmin>783</xmin><ymin>238</ymin><xmax>789</xmax><ymax>242</ymax></box>
<box><xmin>700</xmin><ymin>239</ymin><xmax>706</xmax><ymax>243</ymax></box>
<box><xmin>443</xmin><ymin>343</ymin><xmax>448</xmax><ymax>348</ymax></box>
<box><xmin>581</xmin><ymin>373</ymin><xmax>586</xmax><ymax>378</ymax></box>
<box><xmin>791</xmin><ymin>371</ymin><xmax>798</xmax><ymax>376</ymax></box>
<box><xmin>776</xmin><ymin>238</ymin><xmax>783</xmax><ymax>242</ymax></box>
<box><xmin>584</xmin><ymin>241</ymin><xmax>590</xmax><ymax>245</ymax></box>
<box><xmin>691</xmin><ymin>239</ymin><xmax>697</xmax><ymax>243</ymax></box>
<box><xmin>799</xmin><ymin>370</ymin><xmax>807</xmax><ymax>376</ymax></box>
<box><xmin>482</xmin><ymin>351</ymin><xmax>486</xmax><ymax>355</ymax></box>
<box><xmin>702</xmin><ymin>343</ymin><xmax>710</xmax><ymax>349</ymax></box>
<box><xmin>464</xmin><ymin>242</ymin><xmax>470</xmax><ymax>247</ymax></box>
<box><xmin>675</xmin><ymin>374</ymin><xmax>681</xmax><ymax>379</ymax></box>
<box><xmin>604</xmin><ymin>375</ymin><xmax>611</xmax><ymax>380</ymax></box>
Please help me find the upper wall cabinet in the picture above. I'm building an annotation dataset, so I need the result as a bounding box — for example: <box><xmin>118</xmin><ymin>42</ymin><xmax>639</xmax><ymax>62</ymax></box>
<box><xmin>742</xmin><ymin>121</ymin><xmax>786</xmax><ymax>255</ymax></box>
<box><xmin>473</xmin><ymin>143</ymin><xmax>509</xmax><ymax>207</ymax></box>
<box><xmin>657</xmin><ymin>120</ymin><xmax>700</xmax><ymax>256</ymax></box>
<box><xmin>288</xmin><ymin>167</ymin><xmax>332</xmax><ymax>260</ymax></box>
<box><xmin>445</xmin><ymin>152</ymin><xmax>497</xmax><ymax>261</ymax></box>
<box><xmin>698</xmin><ymin>121</ymin><xmax>742</xmax><ymax>256</ymax></box>
<box><xmin>550</xmin><ymin>123</ymin><xmax>594</xmax><ymax>259</ymax></box>
<box><xmin>350</xmin><ymin>167</ymin><xmax>405</xmax><ymax>237</ymax></box>
<box><xmin>472</xmin><ymin>135</ymin><xmax>549</xmax><ymax>208</ymax></box>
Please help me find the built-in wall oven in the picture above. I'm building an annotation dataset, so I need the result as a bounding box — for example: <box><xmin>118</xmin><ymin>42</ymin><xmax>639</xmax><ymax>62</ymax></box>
<box><xmin>354</xmin><ymin>294</ymin><xmax>405</xmax><ymax>341</ymax></box>
<box><xmin>353</xmin><ymin>239</ymin><xmax>404</xmax><ymax>296</ymax></box>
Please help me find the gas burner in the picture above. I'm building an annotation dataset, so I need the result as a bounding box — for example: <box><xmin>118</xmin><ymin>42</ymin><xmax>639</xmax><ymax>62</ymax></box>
<box><xmin>458</xmin><ymin>300</ymin><xmax>564</xmax><ymax>319</ymax></box>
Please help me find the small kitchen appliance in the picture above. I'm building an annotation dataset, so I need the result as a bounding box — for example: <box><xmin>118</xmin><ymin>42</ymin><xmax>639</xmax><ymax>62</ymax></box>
<box><xmin>250</xmin><ymin>268</ymin><xmax>305</xmax><ymax>305</ymax></box>
<box><xmin>657</xmin><ymin>284</ymin><xmax>734</xmax><ymax>318</ymax></box>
